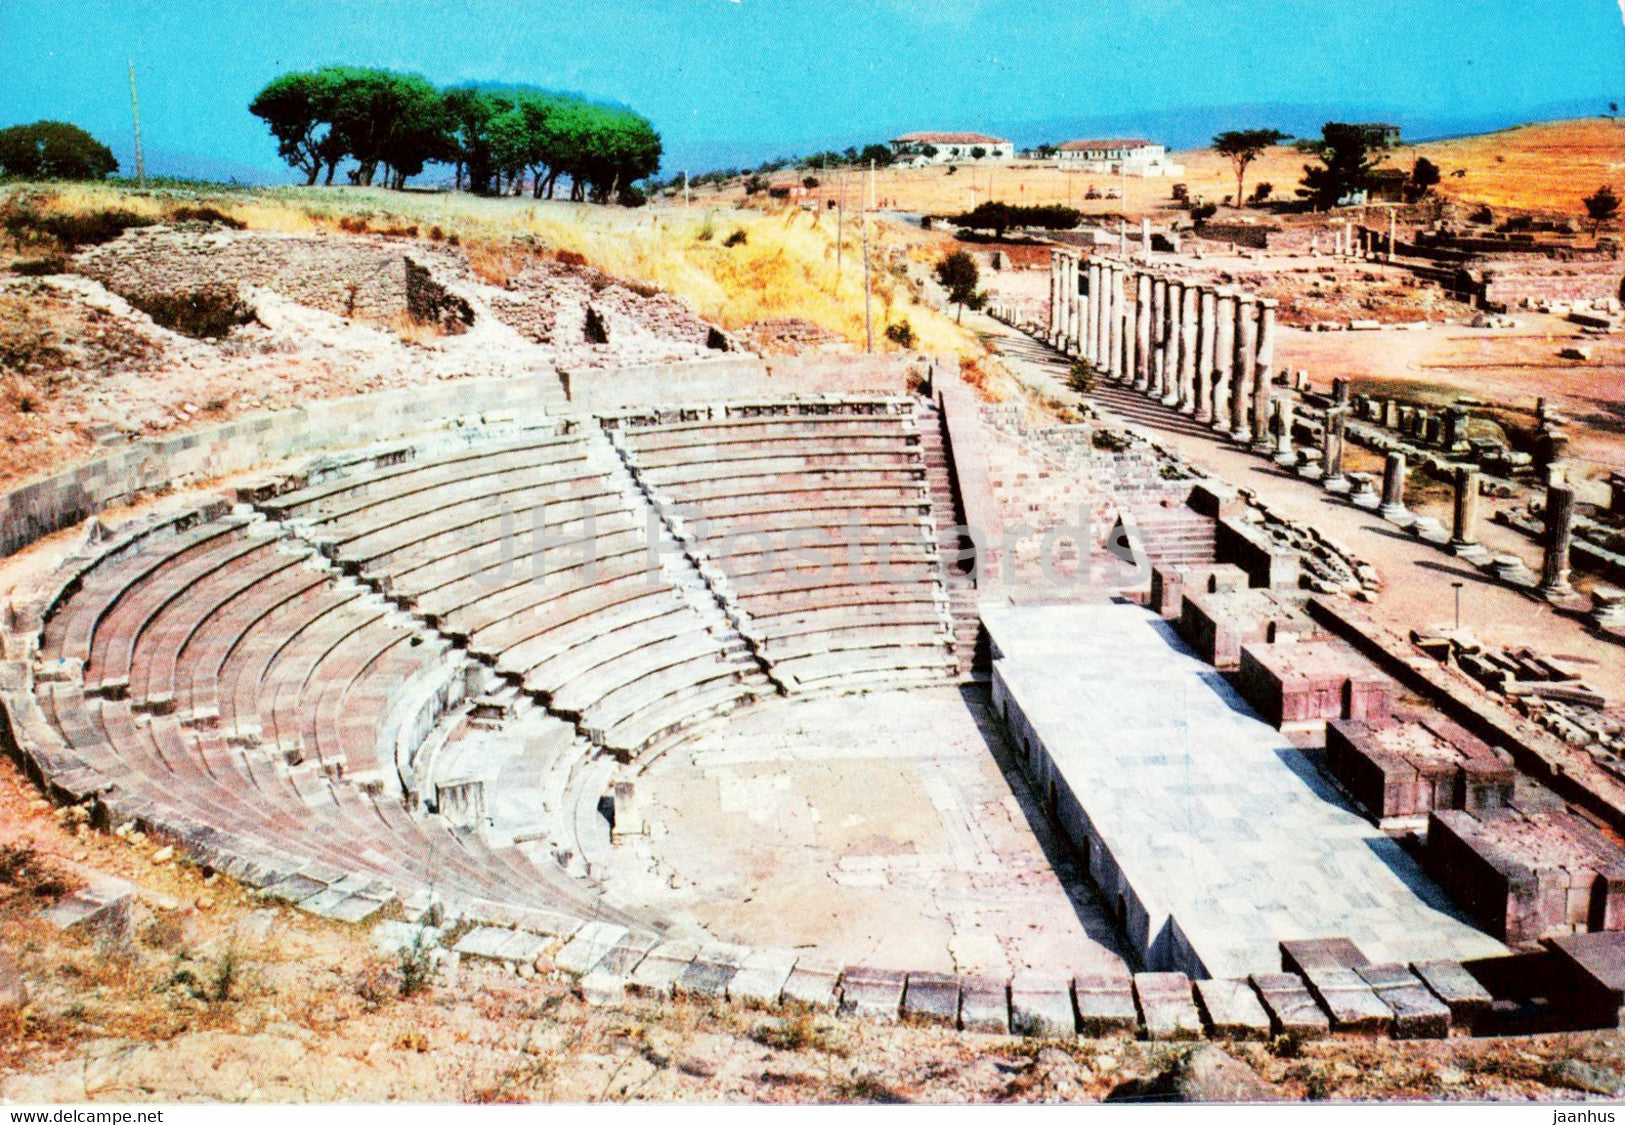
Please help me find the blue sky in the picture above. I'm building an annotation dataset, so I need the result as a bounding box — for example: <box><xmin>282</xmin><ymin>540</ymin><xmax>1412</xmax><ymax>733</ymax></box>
<box><xmin>1</xmin><ymin>0</ymin><xmax>1622</xmax><ymax>182</ymax></box>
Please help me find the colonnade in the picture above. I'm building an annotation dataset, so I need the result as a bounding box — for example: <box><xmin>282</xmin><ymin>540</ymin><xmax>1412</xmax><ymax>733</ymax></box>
<box><xmin>1048</xmin><ymin>250</ymin><xmax>1277</xmax><ymax>448</ymax></box>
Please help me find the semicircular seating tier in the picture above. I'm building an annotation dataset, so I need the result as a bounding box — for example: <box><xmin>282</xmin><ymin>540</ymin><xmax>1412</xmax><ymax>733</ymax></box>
<box><xmin>613</xmin><ymin>404</ymin><xmax>958</xmax><ymax>694</ymax></box>
<box><xmin>9</xmin><ymin>396</ymin><xmax>972</xmax><ymax>931</ymax></box>
<box><xmin>21</xmin><ymin>507</ymin><xmax>623</xmax><ymax>931</ymax></box>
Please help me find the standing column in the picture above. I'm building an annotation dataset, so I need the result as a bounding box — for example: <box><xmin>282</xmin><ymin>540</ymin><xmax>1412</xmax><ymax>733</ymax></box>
<box><xmin>1388</xmin><ymin>209</ymin><xmax>1397</xmax><ymax>262</ymax></box>
<box><xmin>1083</xmin><ymin>259</ymin><xmax>1099</xmax><ymax>366</ymax></box>
<box><xmin>1160</xmin><ymin>279</ymin><xmax>1183</xmax><ymax>406</ymax></box>
<box><xmin>1047</xmin><ymin>253</ymin><xmax>1056</xmax><ymax>342</ymax></box>
<box><xmin>1450</xmin><ymin>465</ymin><xmax>1488</xmax><ymax>559</ymax></box>
<box><xmin>1321</xmin><ymin>406</ymin><xmax>1346</xmax><ymax>485</ymax></box>
<box><xmin>1066</xmin><ymin>256</ymin><xmax>1080</xmax><ymax>354</ymax></box>
<box><xmin>1134</xmin><ymin>271</ymin><xmax>1152</xmax><ymax>391</ymax></box>
<box><xmin>1380</xmin><ymin>453</ymin><xmax>1408</xmax><ymax>519</ymax></box>
<box><xmin>1230</xmin><ymin>296</ymin><xmax>1256</xmax><ymax>443</ymax></box>
<box><xmin>1195</xmin><ymin>286</ymin><xmax>1217</xmax><ymax>424</ymax></box>
<box><xmin>1540</xmin><ymin>484</ymin><xmax>1576</xmax><ymax>597</ymax></box>
<box><xmin>1212</xmin><ymin>288</ymin><xmax>1237</xmax><ymax>432</ymax></box>
<box><xmin>1141</xmin><ymin>218</ymin><xmax>1152</xmax><ymax>264</ymax></box>
<box><xmin>1274</xmin><ymin>398</ymin><xmax>1296</xmax><ymax>465</ymax></box>
<box><xmin>1099</xmin><ymin>261</ymin><xmax>1114</xmax><ymax>373</ymax></box>
<box><xmin>1091</xmin><ymin>259</ymin><xmax>1106</xmax><ymax>370</ymax></box>
<box><xmin>1150</xmin><ymin>275</ymin><xmax>1168</xmax><ymax>398</ymax></box>
<box><xmin>1071</xmin><ymin>257</ymin><xmax>1085</xmax><ymax>356</ymax></box>
<box><xmin>1251</xmin><ymin>297</ymin><xmax>1278</xmax><ymax>452</ymax></box>
<box><xmin>1110</xmin><ymin>263</ymin><xmax>1128</xmax><ymax>382</ymax></box>
<box><xmin>1178</xmin><ymin>281</ymin><xmax>1199</xmax><ymax>414</ymax></box>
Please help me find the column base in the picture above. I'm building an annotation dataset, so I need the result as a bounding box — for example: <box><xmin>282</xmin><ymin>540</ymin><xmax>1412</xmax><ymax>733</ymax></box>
<box><xmin>1194</xmin><ymin>410</ymin><xmax>1214</xmax><ymax>426</ymax></box>
<box><xmin>1323</xmin><ymin>475</ymin><xmax>1352</xmax><ymax>495</ymax></box>
<box><xmin>1378</xmin><ymin>503</ymin><xmax>1411</xmax><ymax>524</ymax></box>
<box><xmin>1250</xmin><ymin>439</ymin><xmax>1275</xmax><ymax>456</ymax></box>
<box><xmin>1449</xmin><ymin>540</ymin><xmax>1491</xmax><ymax>563</ymax></box>
<box><xmin>1160</xmin><ymin>392</ymin><xmax>1181</xmax><ymax>408</ymax></box>
<box><xmin>1229</xmin><ymin>428</ymin><xmax>1253</xmax><ymax>445</ymax></box>
<box><xmin>1273</xmin><ymin>450</ymin><xmax>1296</xmax><ymax>467</ymax></box>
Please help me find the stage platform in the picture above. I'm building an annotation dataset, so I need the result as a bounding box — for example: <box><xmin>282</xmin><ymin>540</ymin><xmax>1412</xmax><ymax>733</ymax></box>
<box><xmin>983</xmin><ymin>601</ymin><xmax>1507</xmax><ymax>979</ymax></box>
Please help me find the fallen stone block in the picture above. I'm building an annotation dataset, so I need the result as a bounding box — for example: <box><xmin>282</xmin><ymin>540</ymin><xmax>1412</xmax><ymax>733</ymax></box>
<box><xmin>839</xmin><ymin>966</ymin><xmax>906</xmax><ymax>1024</ymax></box>
<box><xmin>1250</xmin><ymin>972</ymin><xmax>1329</xmax><ymax>1039</ymax></box>
<box><xmin>43</xmin><ymin>877</ymin><xmax>135</xmax><ymax>941</ymax></box>
<box><xmin>1010</xmin><ymin>972</ymin><xmax>1076</xmax><ymax>1037</ymax></box>
<box><xmin>1194</xmin><ymin>977</ymin><xmax>1272</xmax><ymax>1041</ymax></box>
<box><xmin>674</xmin><ymin>945</ymin><xmax>744</xmax><ymax>1000</ymax></box>
<box><xmin>1134</xmin><ymin>972</ymin><xmax>1203</xmax><ymax>1041</ymax></box>
<box><xmin>1301</xmin><ymin>965</ymin><xmax>1392</xmax><ymax>1035</ymax></box>
<box><xmin>781</xmin><ymin>961</ymin><xmax>841</xmax><ymax>1012</ymax></box>
<box><xmin>727</xmin><ymin>948</ymin><xmax>798</xmax><ymax>1009</ymax></box>
<box><xmin>598</xmin><ymin>930</ymin><xmax>661</xmax><ymax>978</ymax></box>
<box><xmin>958</xmin><ymin>975</ymin><xmax>1010</xmax><ymax>1034</ymax></box>
<box><xmin>555</xmin><ymin>920</ymin><xmax>629</xmax><ymax>977</ymax></box>
<box><xmin>1357</xmin><ymin>964</ymin><xmax>1450</xmax><ymax>1039</ymax></box>
<box><xmin>1280</xmin><ymin>937</ymin><xmax>1371</xmax><ymax>975</ymax></box>
<box><xmin>627</xmin><ymin>941</ymin><xmax>698</xmax><ymax>998</ymax></box>
<box><xmin>1410</xmin><ymin>960</ymin><xmax>1492</xmax><ymax>1033</ymax></box>
<box><xmin>902</xmin><ymin>971</ymin><xmax>962</xmax><ymax>1028</ymax></box>
<box><xmin>1074</xmin><ymin>972</ymin><xmax>1138</xmax><ymax>1037</ymax></box>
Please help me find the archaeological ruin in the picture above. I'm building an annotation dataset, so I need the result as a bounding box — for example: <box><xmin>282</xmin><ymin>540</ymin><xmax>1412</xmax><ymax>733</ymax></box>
<box><xmin>5</xmin><ymin>217</ymin><xmax>1625</xmax><ymax>1050</ymax></box>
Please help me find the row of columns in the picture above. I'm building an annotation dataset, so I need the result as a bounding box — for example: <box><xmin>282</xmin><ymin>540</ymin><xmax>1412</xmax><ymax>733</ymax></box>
<box><xmin>1047</xmin><ymin>251</ymin><xmax>1278</xmax><ymax>448</ymax></box>
<box><xmin>1042</xmin><ymin>248</ymin><xmax>1581</xmax><ymax>608</ymax></box>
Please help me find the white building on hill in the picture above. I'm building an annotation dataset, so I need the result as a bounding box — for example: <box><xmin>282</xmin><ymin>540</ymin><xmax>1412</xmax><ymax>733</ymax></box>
<box><xmin>890</xmin><ymin>132</ymin><xmax>1014</xmax><ymax>165</ymax></box>
<box><xmin>1055</xmin><ymin>139</ymin><xmax>1184</xmax><ymax>178</ymax></box>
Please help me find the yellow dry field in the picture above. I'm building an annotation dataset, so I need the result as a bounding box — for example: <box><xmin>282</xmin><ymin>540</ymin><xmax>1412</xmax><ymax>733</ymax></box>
<box><xmin>749</xmin><ymin>117</ymin><xmax>1625</xmax><ymax>223</ymax></box>
<box><xmin>5</xmin><ymin>181</ymin><xmax>975</xmax><ymax>358</ymax></box>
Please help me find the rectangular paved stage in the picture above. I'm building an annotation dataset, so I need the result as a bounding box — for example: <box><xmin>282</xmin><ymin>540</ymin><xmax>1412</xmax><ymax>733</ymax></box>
<box><xmin>984</xmin><ymin>602</ymin><xmax>1507</xmax><ymax>980</ymax></box>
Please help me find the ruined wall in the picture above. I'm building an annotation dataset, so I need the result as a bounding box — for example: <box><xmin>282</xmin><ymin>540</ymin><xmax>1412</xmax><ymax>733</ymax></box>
<box><xmin>72</xmin><ymin>226</ymin><xmax>462</xmax><ymax>322</ymax></box>
<box><xmin>485</xmin><ymin>261</ymin><xmax>734</xmax><ymax>366</ymax></box>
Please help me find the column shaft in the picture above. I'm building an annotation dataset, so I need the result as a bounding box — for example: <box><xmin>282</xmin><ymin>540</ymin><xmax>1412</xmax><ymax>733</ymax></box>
<box><xmin>1251</xmin><ymin>298</ymin><xmax>1277</xmax><ymax>451</ymax></box>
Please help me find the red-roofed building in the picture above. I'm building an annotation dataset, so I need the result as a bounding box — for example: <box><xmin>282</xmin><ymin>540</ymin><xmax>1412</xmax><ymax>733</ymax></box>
<box><xmin>890</xmin><ymin>131</ymin><xmax>1013</xmax><ymax>164</ymax></box>
<box><xmin>1055</xmin><ymin>138</ymin><xmax>1183</xmax><ymax>177</ymax></box>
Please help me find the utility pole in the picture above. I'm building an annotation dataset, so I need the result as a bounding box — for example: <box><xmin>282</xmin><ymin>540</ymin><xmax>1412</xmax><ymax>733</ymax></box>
<box><xmin>862</xmin><ymin>161</ymin><xmax>873</xmax><ymax>354</ymax></box>
<box><xmin>127</xmin><ymin>59</ymin><xmax>145</xmax><ymax>186</ymax></box>
<box><xmin>835</xmin><ymin>167</ymin><xmax>845</xmax><ymax>291</ymax></box>
<box><xmin>682</xmin><ymin>170</ymin><xmax>689</xmax><ymax>209</ymax></box>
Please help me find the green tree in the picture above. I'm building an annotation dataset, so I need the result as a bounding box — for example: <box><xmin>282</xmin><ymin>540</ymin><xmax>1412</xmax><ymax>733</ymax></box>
<box><xmin>1213</xmin><ymin>128</ymin><xmax>1290</xmax><ymax>210</ymax></box>
<box><xmin>0</xmin><ymin>120</ymin><xmax>118</xmax><ymax>180</ymax></box>
<box><xmin>1298</xmin><ymin>123</ymin><xmax>1395</xmax><ymax>210</ymax></box>
<box><xmin>1406</xmin><ymin>157</ymin><xmax>1441</xmax><ymax>203</ymax></box>
<box><xmin>857</xmin><ymin>143</ymin><xmax>894</xmax><ymax>167</ymax></box>
<box><xmin>1584</xmin><ymin>184</ymin><xmax>1621</xmax><ymax>234</ymax></box>
<box><xmin>935</xmin><ymin>249</ymin><xmax>982</xmax><ymax>323</ymax></box>
<box><xmin>249</xmin><ymin>72</ymin><xmax>335</xmax><ymax>184</ymax></box>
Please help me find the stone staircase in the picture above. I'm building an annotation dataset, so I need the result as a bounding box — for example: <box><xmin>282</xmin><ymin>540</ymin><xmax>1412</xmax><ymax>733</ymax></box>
<box><xmin>918</xmin><ymin>399</ymin><xmax>985</xmax><ymax>676</ymax></box>
<box><xmin>1131</xmin><ymin>508</ymin><xmax>1218</xmax><ymax>569</ymax></box>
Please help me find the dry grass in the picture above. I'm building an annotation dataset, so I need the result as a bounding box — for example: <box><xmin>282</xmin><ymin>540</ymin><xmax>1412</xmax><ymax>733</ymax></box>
<box><xmin>4</xmin><ymin>181</ymin><xmax>982</xmax><ymax>358</ymax></box>
<box><xmin>752</xmin><ymin>117</ymin><xmax>1625</xmax><ymax>224</ymax></box>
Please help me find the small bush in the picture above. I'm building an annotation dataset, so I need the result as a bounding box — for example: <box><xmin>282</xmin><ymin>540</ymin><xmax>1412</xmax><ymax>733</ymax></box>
<box><xmin>556</xmin><ymin>248</ymin><xmax>587</xmax><ymax>266</ymax></box>
<box><xmin>1</xmin><ymin>202</ymin><xmax>155</xmax><ymax>251</ymax></box>
<box><xmin>8</xmin><ymin>256</ymin><xmax>67</xmax><ymax>276</ymax></box>
<box><xmin>337</xmin><ymin>215</ymin><xmax>371</xmax><ymax>234</ymax></box>
<box><xmin>722</xmin><ymin>229</ymin><xmax>747</xmax><ymax>247</ymax></box>
<box><xmin>883</xmin><ymin>319</ymin><xmax>917</xmax><ymax>348</ymax></box>
<box><xmin>126</xmin><ymin>284</ymin><xmax>254</xmax><ymax>339</ymax></box>
<box><xmin>209</xmin><ymin>943</ymin><xmax>239</xmax><ymax>1003</ymax></box>
<box><xmin>166</xmin><ymin>205</ymin><xmax>245</xmax><ymax>229</ymax></box>
<box><xmin>1066</xmin><ymin>358</ymin><xmax>1095</xmax><ymax>395</ymax></box>
<box><xmin>397</xmin><ymin>929</ymin><xmax>436</xmax><ymax>998</ymax></box>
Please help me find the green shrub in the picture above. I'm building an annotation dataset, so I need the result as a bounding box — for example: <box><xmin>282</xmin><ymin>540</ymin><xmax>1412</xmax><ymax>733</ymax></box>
<box><xmin>126</xmin><ymin>285</ymin><xmax>254</xmax><ymax>339</ymax></box>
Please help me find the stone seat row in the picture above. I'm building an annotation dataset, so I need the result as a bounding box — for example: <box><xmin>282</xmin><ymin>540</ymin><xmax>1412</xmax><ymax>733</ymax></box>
<box><xmin>20</xmin><ymin>512</ymin><xmax>627</xmax><ymax>927</ymax></box>
<box><xmin>622</xmin><ymin>411</ymin><xmax>957</xmax><ymax>693</ymax></box>
<box><xmin>526</xmin><ymin>924</ymin><xmax>1496</xmax><ymax>1041</ymax></box>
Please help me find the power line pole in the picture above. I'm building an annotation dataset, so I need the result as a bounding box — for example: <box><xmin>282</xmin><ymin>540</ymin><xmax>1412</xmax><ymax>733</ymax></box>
<box><xmin>127</xmin><ymin>59</ymin><xmax>145</xmax><ymax>186</ymax></box>
<box><xmin>835</xmin><ymin>167</ymin><xmax>845</xmax><ymax>292</ymax></box>
<box><xmin>682</xmin><ymin>170</ymin><xmax>689</xmax><ymax>209</ymax></box>
<box><xmin>862</xmin><ymin>160</ymin><xmax>873</xmax><ymax>353</ymax></box>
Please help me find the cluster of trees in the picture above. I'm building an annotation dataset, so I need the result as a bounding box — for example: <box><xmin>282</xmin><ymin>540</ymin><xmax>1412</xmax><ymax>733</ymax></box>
<box><xmin>0</xmin><ymin>121</ymin><xmax>118</xmax><ymax>181</ymax></box>
<box><xmin>1212</xmin><ymin>124</ymin><xmax>1448</xmax><ymax>212</ymax></box>
<box><xmin>952</xmin><ymin>202</ymin><xmax>1081</xmax><ymax>237</ymax></box>
<box><xmin>249</xmin><ymin>67</ymin><xmax>661</xmax><ymax>202</ymax></box>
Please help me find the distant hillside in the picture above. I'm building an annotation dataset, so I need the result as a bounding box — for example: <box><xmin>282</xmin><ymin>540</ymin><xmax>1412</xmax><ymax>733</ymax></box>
<box><xmin>1169</xmin><ymin>117</ymin><xmax>1625</xmax><ymax>217</ymax></box>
